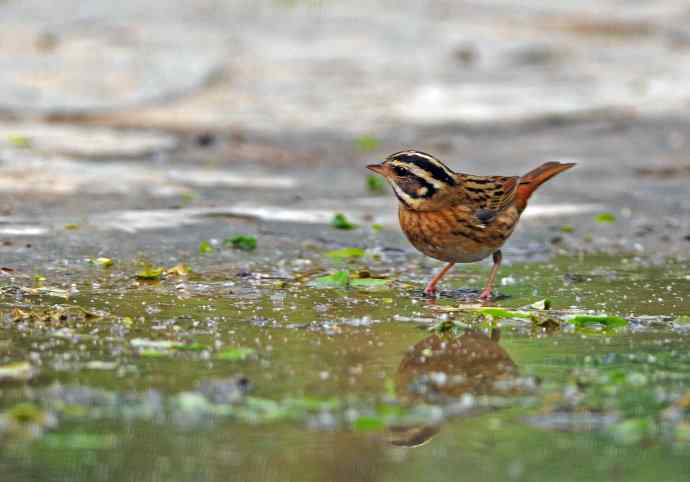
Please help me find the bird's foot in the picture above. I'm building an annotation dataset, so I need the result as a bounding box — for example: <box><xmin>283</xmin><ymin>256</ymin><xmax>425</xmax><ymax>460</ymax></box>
<box><xmin>423</xmin><ymin>285</ymin><xmax>438</xmax><ymax>297</ymax></box>
<box><xmin>478</xmin><ymin>288</ymin><xmax>493</xmax><ymax>301</ymax></box>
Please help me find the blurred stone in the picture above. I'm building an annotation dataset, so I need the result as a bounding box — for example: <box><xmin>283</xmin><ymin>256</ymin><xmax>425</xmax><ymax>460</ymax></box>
<box><xmin>0</xmin><ymin>123</ymin><xmax>177</xmax><ymax>158</ymax></box>
<box><xmin>0</xmin><ymin>22</ymin><xmax>223</xmax><ymax>116</ymax></box>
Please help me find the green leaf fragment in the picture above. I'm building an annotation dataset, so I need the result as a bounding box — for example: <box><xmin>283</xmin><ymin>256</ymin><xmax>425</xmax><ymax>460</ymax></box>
<box><xmin>7</xmin><ymin>134</ymin><xmax>31</xmax><ymax>148</ymax></box>
<box><xmin>352</xmin><ymin>405</ymin><xmax>404</xmax><ymax>431</ymax></box>
<box><xmin>216</xmin><ymin>347</ymin><xmax>256</xmax><ymax>361</ymax></box>
<box><xmin>325</xmin><ymin>247</ymin><xmax>365</xmax><ymax>259</ymax></box>
<box><xmin>42</xmin><ymin>433</ymin><xmax>117</xmax><ymax>450</ymax></box>
<box><xmin>224</xmin><ymin>235</ymin><xmax>257</xmax><ymax>251</ymax></box>
<box><xmin>139</xmin><ymin>350</ymin><xmax>171</xmax><ymax>358</ymax></box>
<box><xmin>560</xmin><ymin>225</ymin><xmax>575</xmax><ymax>233</ymax></box>
<box><xmin>313</xmin><ymin>271</ymin><xmax>350</xmax><ymax>288</ymax></box>
<box><xmin>595</xmin><ymin>212</ymin><xmax>616</xmax><ymax>224</ymax></box>
<box><xmin>198</xmin><ymin>240</ymin><xmax>214</xmax><ymax>254</ymax></box>
<box><xmin>136</xmin><ymin>267</ymin><xmax>164</xmax><ymax>280</ymax></box>
<box><xmin>313</xmin><ymin>270</ymin><xmax>389</xmax><ymax>289</ymax></box>
<box><xmin>355</xmin><ymin>135</ymin><xmax>380</xmax><ymax>152</ymax></box>
<box><xmin>283</xmin><ymin>397</ymin><xmax>340</xmax><ymax>412</ymax></box>
<box><xmin>330</xmin><ymin>213</ymin><xmax>356</xmax><ymax>230</ymax></box>
<box><xmin>90</xmin><ymin>257</ymin><xmax>113</xmax><ymax>267</ymax></box>
<box><xmin>175</xmin><ymin>342</ymin><xmax>208</xmax><ymax>352</ymax></box>
<box><xmin>64</xmin><ymin>223</ymin><xmax>80</xmax><ymax>230</ymax></box>
<box><xmin>366</xmin><ymin>174</ymin><xmax>386</xmax><ymax>192</ymax></box>
<box><xmin>371</xmin><ymin>223</ymin><xmax>383</xmax><ymax>232</ymax></box>
<box><xmin>570</xmin><ymin>315</ymin><xmax>628</xmax><ymax>328</ymax></box>
<box><xmin>477</xmin><ymin>307</ymin><xmax>530</xmax><ymax>319</ymax></box>
<box><xmin>7</xmin><ymin>403</ymin><xmax>45</xmax><ymax>424</ymax></box>
<box><xmin>350</xmin><ymin>278</ymin><xmax>388</xmax><ymax>287</ymax></box>
<box><xmin>353</xmin><ymin>415</ymin><xmax>387</xmax><ymax>431</ymax></box>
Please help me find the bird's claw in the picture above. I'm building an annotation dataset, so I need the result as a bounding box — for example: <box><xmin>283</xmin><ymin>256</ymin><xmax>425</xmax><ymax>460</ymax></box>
<box><xmin>424</xmin><ymin>286</ymin><xmax>438</xmax><ymax>297</ymax></box>
<box><xmin>478</xmin><ymin>289</ymin><xmax>493</xmax><ymax>301</ymax></box>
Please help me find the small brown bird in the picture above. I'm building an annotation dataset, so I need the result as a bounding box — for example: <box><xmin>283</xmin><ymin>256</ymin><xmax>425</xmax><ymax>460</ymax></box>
<box><xmin>389</xmin><ymin>328</ymin><xmax>519</xmax><ymax>447</ymax></box>
<box><xmin>368</xmin><ymin>150</ymin><xmax>574</xmax><ymax>299</ymax></box>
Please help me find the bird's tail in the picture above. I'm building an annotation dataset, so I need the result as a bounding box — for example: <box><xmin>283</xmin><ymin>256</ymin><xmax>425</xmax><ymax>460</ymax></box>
<box><xmin>515</xmin><ymin>162</ymin><xmax>575</xmax><ymax>212</ymax></box>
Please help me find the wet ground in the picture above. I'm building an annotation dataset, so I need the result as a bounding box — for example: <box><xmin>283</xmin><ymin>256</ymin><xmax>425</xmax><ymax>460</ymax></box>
<box><xmin>1</xmin><ymin>1</ymin><xmax>690</xmax><ymax>481</ymax></box>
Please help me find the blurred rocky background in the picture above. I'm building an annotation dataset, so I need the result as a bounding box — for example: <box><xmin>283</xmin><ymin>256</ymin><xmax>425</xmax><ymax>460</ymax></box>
<box><xmin>1</xmin><ymin>0</ymin><xmax>689</xmax><ymax>268</ymax></box>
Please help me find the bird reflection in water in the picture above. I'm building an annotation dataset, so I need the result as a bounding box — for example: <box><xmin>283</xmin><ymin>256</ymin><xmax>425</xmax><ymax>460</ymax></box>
<box><xmin>389</xmin><ymin>328</ymin><xmax>525</xmax><ymax>447</ymax></box>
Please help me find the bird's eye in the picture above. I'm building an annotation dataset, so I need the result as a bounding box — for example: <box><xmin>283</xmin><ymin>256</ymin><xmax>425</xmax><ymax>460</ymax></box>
<box><xmin>393</xmin><ymin>166</ymin><xmax>407</xmax><ymax>176</ymax></box>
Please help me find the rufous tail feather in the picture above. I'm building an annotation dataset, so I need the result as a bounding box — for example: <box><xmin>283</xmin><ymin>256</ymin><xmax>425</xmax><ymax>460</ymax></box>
<box><xmin>515</xmin><ymin>162</ymin><xmax>575</xmax><ymax>212</ymax></box>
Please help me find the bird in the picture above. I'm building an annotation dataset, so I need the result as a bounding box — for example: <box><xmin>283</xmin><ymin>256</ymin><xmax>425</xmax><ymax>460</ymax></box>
<box><xmin>389</xmin><ymin>328</ymin><xmax>519</xmax><ymax>447</ymax></box>
<box><xmin>367</xmin><ymin>150</ymin><xmax>575</xmax><ymax>300</ymax></box>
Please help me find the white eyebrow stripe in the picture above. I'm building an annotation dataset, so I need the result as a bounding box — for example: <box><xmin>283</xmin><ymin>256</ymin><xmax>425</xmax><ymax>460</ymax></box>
<box><xmin>389</xmin><ymin>160</ymin><xmax>447</xmax><ymax>189</ymax></box>
<box><xmin>410</xmin><ymin>151</ymin><xmax>453</xmax><ymax>169</ymax></box>
<box><xmin>398</xmin><ymin>150</ymin><xmax>456</xmax><ymax>179</ymax></box>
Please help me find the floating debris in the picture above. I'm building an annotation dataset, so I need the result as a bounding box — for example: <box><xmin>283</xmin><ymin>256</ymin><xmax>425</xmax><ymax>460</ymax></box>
<box><xmin>330</xmin><ymin>213</ymin><xmax>356</xmax><ymax>230</ymax></box>
<box><xmin>224</xmin><ymin>235</ymin><xmax>257</xmax><ymax>251</ymax></box>
<box><xmin>594</xmin><ymin>212</ymin><xmax>617</xmax><ymax>224</ymax></box>
<box><xmin>325</xmin><ymin>247</ymin><xmax>365</xmax><ymax>259</ymax></box>
<box><xmin>569</xmin><ymin>315</ymin><xmax>628</xmax><ymax>329</ymax></box>
<box><xmin>135</xmin><ymin>266</ymin><xmax>165</xmax><ymax>280</ymax></box>
<box><xmin>89</xmin><ymin>257</ymin><xmax>113</xmax><ymax>268</ymax></box>
<box><xmin>198</xmin><ymin>240</ymin><xmax>214</xmax><ymax>254</ymax></box>
<box><xmin>166</xmin><ymin>263</ymin><xmax>191</xmax><ymax>276</ymax></box>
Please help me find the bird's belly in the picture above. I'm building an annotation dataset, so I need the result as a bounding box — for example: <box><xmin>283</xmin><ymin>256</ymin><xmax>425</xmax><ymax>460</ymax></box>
<box><xmin>399</xmin><ymin>205</ymin><xmax>519</xmax><ymax>263</ymax></box>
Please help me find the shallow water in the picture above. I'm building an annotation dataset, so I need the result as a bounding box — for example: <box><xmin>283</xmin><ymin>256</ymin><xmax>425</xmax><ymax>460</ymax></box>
<box><xmin>1</xmin><ymin>254</ymin><xmax>689</xmax><ymax>482</ymax></box>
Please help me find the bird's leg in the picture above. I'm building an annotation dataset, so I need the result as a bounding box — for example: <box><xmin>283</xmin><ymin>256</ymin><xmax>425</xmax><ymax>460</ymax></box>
<box><xmin>424</xmin><ymin>262</ymin><xmax>456</xmax><ymax>297</ymax></box>
<box><xmin>479</xmin><ymin>250</ymin><xmax>502</xmax><ymax>301</ymax></box>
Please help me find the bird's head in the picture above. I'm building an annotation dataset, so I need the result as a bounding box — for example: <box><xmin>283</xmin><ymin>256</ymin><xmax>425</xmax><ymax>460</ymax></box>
<box><xmin>367</xmin><ymin>150</ymin><xmax>457</xmax><ymax>210</ymax></box>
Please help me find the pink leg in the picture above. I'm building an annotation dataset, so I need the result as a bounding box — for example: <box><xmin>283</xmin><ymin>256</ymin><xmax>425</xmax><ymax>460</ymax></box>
<box><xmin>479</xmin><ymin>250</ymin><xmax>502</xmax><ymax>301</ymax></box>
<box><xmin>424</xmin><ymin>262</ymin><xmax>456</xmax><ymax>297</ymax></box>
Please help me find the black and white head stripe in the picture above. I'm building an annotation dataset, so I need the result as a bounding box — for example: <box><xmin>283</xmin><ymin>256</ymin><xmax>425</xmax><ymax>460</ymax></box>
<box><xmin>387</xmin><ymin>151</ymin><xmax>456</xmax><ymax>187</ymax></box>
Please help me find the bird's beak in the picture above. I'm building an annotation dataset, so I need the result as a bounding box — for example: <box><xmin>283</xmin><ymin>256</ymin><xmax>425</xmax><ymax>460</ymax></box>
<box><xmin>367</xmin><ymin>163</ymin><xmax>387</xmax><ymax>175</ymax></box>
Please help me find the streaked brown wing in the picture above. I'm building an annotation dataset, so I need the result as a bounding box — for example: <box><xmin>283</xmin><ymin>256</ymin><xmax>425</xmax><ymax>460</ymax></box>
<box><xmin>458</xmin><ymin>175</ymin><xmax>519</xmax><ymax>212</ymax></box>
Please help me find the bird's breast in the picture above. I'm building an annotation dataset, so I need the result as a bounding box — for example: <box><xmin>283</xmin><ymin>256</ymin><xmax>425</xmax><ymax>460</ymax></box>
<box><xmin>398</xmin><ymin>205</ymin><xmax>520</xmax><ymax>263</ymax></box>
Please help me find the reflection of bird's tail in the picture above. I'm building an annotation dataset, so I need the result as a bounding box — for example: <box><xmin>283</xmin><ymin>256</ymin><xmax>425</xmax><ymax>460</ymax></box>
<box><xmin>516</xmin><ymin>162</ymin><xmax>576</xmax><ymax>212</ymax></box>
<box><xmin>388</xmin><ymin>425</ymin><xmax>440</xmax><ymax>448</ymax></box>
